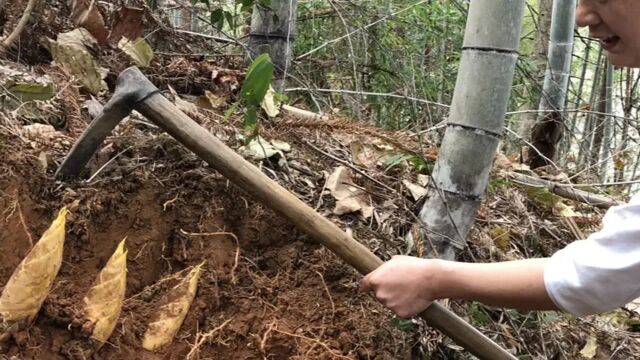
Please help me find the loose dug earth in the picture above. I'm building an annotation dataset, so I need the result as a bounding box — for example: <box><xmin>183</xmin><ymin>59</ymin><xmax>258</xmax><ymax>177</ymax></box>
<box><xmin>0</xmin><ymin>121</ymin><xmax>418</xmax><ymax>359</ymax></box>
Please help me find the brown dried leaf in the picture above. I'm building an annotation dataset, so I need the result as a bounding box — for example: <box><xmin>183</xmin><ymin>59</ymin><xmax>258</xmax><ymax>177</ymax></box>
<box><xmin>108</xmin><ymin>6</ymin><xmax>145</xmax><ymax>43</ymax></box>
<box><xmin>0</xmin><ymin>208</ymin><xmax>67</xmax><ymax>332</ymax></box>
<box><xmin>168</xmin><ymin>86</ymin><xmax>198</xmax><ymax>116</ymax></box>
<box><xmin>402</xmin><ymin>180</ymin><xmax>427</xmax><ymax>201</ymax></box>
<box><xmin>70</xmin><ymin>0</ymin><xmax>109</xmax><ymax>44</ymax></box>
<box><xmin>83</xmin><ymin>238</ymin><xmax>127</xmax><ymax>345</ymax></box>
<box><xmin>142</xmin><ymin>263</ymin><xmax>203</xmax><ymax>351</ymax></box>
<box><xmin>326</xmin><ymin>166</ymin><xmax>374</xmax><ymax>218</ymax></box>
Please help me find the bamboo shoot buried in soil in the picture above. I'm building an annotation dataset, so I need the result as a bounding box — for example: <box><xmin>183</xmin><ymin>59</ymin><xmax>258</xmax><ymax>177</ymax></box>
<box><xmin>83</xmin><ymin>238</ymin><xmax>127</xmax><ymax>345</ymax></box>
<box><xmin>142</xmin><ymin>263</ymin><xmax>203</xmax><ymax>351</ymax></box>
<box><xmin>0</xmin><ymin>207</ymin><xmax>67</xmax><ymax>334</ymax></box>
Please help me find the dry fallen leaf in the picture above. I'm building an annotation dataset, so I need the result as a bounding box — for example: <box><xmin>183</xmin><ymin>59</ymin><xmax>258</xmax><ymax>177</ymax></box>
<box><xmin>261</xmin><ymin>85</ymin><xmax>280</xmax><ymax>117</ymax></box>
<box><xmin>83</xmin><ymin>238</ymin><xmax>127</xmax><ymax>346</ymax></box>
<box><xmin>402</xmin><ymin>180</ymin><xmax>427</xmax><ymax>201</ymax></box>
<box><xmin>108</xmin><ymin>6</ymin><xmax>145</xmax><ymax>43</ymax></box>
<box><xmin>142</xmin><ymin>263</ymin><xmax>203</xmax><ymax>351</ymax></box>
<box><xmin>579</xmin><ymin>335</ymin><xmax>598</xmax><ymax>359</ymax></box>
<box><xmin>22</xmin><ymin>123</ymin><xmax>58</xmax><ymax>141</ymax></box>
<box><xmin>118</xmin><ymin>37</ymin><xmax>154</xmax><ymax>67</ymax></box>
<box><xmin>46</xmin><ymin>29</ymin><xmax>108</xmax><ymax>94</ymax></box>
<box><xmin>168</xmin><ymin>86</ymin><xmax>198</xmax><ymax>116</ymax></box>
<box><xmin>70</xmin><ymin>0</ymin><xmax>109</xmax><ymax>44</ymax></box>
<box><xmin>326</xmin><ymin>166</ymin><xmax>374</xmax><ymax>218</ymax></box>
<box><xmin>0</xmin><ymin>208</ymin><xmax>67</xmax><ymax>335</ymax></box>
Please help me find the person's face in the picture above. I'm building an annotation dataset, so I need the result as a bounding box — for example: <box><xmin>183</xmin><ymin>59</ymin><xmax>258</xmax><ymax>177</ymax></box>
<box><xmin>576</xmin><ymin>0</ymin><xmax>640</xmax><ymax>67</ymax></box>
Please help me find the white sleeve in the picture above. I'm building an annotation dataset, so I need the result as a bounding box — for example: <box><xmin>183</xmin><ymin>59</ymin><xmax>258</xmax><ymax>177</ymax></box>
<box><xmin>544</xmin><ymin>193</ymin><xmax>640</xmax><ymax>317</ymax></box>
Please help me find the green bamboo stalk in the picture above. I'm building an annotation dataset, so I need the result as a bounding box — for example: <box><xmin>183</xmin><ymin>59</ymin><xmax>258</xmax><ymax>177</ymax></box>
<box><xmin>413</xmin><ymin>0</ymin><xmax>526</xmax><ymax>260</ymax></box>
<box><xmin>527</xmin><ymin>0</ymin><xmax>576</xmax><ymax>168</ymax></box>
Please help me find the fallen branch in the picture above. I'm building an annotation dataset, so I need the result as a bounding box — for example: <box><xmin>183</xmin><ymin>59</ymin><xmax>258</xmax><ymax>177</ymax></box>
<box><xmin>0</xmin><ymin>0</ymin><xmax>38</xmax><ymax>54</ymax></box>
<box><xmin>507</xmin><ymin>172</ymin><xmax>623</xmax><ymax>209</ymax></box>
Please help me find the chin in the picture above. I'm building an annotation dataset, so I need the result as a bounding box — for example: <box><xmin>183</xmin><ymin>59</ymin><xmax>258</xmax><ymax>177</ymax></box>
<box><xmin>606</xmin><ymin>52</ymin><xmax>640</xmax><ymax>67</ymax></box>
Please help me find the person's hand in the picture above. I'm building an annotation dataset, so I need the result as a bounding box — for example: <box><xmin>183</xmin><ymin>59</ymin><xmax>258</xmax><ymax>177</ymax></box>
<box><xmin>360</xmin><ymin>255</ymin><xmax>442</xmax><ymax>318</ymax></box>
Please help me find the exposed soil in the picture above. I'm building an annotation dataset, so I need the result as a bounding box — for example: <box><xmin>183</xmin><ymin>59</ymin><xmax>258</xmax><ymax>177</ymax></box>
<box><xmin>0</xmin><ymin>118</ymin><xmax>417</xmax><ymax>359</ymax></box>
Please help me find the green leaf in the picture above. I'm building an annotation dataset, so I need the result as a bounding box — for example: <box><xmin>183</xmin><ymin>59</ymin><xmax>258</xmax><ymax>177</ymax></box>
<box><xmin>210</xmin><ymin>9</ymin><xmax>225</xmax><ymax>30</ymax></box>
<box><xmin>522</xmin><ymin>185</ymin><xmax>562</xmax><ymax>209</ymax></box>
<box><xmin>384</xmin><ymin>153</ymin><xmax>414</xmax><ymax>172</ymax></box>
<box><xmin>390</xmin><ymin>317</ymin><xmax>414</xmax><ymax>332</ymax></box>
<box><xmin>118</xmin><ymin>37</ymin><xmax>154</xmax><ymax>67</ymax></box>
<box><xmin>224</xmin><ymin>101</ymin><xmax>240</xmax><ymax>121</ymax></box>
<box><xmin>468</xmin><ymin>302</ymin><xmax>491</xmax><ymax>325</ymax></box>
<box><xmin>241</xmin><ymin>53</ymin><xmax>274</xmax><ymax>106</ymax></box>
<box><xmin>243</xmin><ymin>104</ymin><xmax>258</xmax><ymax>141</ymax></box>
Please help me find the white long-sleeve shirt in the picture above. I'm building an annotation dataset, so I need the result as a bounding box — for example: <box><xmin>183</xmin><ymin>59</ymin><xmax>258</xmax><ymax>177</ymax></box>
<box><xmin>544</xmin><ymin>193</ymin><xmax>640</xmax><ymax>316</ymax></box>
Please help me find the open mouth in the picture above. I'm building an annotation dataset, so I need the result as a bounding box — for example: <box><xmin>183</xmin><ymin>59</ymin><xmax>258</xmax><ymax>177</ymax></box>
<box><xmin>600</xmin><ymin>35</ymin><xmax>621</xmax><ymax>50</ymax></box>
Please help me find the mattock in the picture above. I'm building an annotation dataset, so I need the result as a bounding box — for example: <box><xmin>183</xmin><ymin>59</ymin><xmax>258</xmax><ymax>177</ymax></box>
<box><xmin>56</xmin><ymin>66</ymin><xmax>517</xmax><ymax>360</ymax></box>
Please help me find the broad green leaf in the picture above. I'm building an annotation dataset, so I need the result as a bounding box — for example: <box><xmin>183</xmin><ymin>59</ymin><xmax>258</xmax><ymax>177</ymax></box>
<box><xmin>224</xmin><ymin>10</ymin><xmax>234</xmax><ymax>29</ymax></box>
<box><xmin>8</xmin><ymin>82</ymin><xmax>55</xmax><ymax>102</ymax></box>
<box><xmin>241</xmin><ymin>53</ymin><xmax>274</xmax><ymax>106</ymax></box>
<box><xmin>118</xmin><ymin>37</ymin><xmax>154</xmax><ymax>67</ymax></box>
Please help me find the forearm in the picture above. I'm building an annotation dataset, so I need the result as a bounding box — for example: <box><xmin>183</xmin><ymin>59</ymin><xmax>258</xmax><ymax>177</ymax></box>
<box><xmin>433</xmin><ymin>258</ymin><xmax>558</xmax><ymax>311</ymax></box>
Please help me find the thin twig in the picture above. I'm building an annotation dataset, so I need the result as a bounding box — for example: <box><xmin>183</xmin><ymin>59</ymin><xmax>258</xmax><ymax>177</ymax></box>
<box><xmin>285</xmin><ymin>87</ymin><xmax>451</xmax><ymax>109</ymax></box>
<box><xmin>172</xmin><ymin>29</ymin><xmax>237</xmax><ymax>43</ymax></box>
<box><xmin>85</xmin><ymin>146</ymin><xmax>133</xmax><ymax>183</ymax></box>
<box><xmin>0</xmin><ymin>0</ymin><xmax>38</xmax><ymax>52</ymax></box>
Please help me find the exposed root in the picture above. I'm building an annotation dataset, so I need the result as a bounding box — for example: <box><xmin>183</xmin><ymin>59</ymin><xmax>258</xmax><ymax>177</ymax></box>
<box><xmin>185</xmin><ymin>319</ymin><xmax>232</xmax><ymax>360</ymax></box>
<box><xmin>179</xmin><ymin>230</ymin><xmax>240</xmax><ymax>284</ymax></box>
<box><xmin>15</xmin><ymin>194</ymin><xmax>33</xmax><ymax>247</ymax></box>
<box><xmin>315</xmin><ymin>270</ymin><xmax>335</xmax><ymax>321</ymax></box>
<box><xmin>271</xmin><ymin>325</ymin><xmax>353</xmax><ymax>360</ymax></box>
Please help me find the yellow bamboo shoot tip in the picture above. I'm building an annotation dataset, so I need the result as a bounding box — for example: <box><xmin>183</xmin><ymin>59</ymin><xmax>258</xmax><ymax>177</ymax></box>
<box><xmin>83</xmin><ymin>237</ymin><xmax>128</xmax><ymax>346</ymax></box>
<box><xmin>0</xmin><ymin>206</ymin><xmax>68</xmax><ymax>326</ymax></box>
<box><xmin>142</xmin><ymin>262</ymin><xmax>204</xmax><ymax>351</ymax></box>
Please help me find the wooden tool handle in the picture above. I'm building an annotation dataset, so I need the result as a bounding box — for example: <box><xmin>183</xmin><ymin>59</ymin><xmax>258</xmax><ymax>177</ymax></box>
<box><xmin>137</xmin><ymin>94</ymin><xmax>516</xmax><ymax>360</ymax></box>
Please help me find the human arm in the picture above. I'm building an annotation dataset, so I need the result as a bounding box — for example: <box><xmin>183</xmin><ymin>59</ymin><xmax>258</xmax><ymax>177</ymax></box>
<box><xmin>362</xmin><ymin>195</ymin><xmax>640</xmax><ymax>318</ymax></box>
<box><xmin>360</xmin><ymin>256</ymin><xmax>557</xmax><ymax>318</ymax></box>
